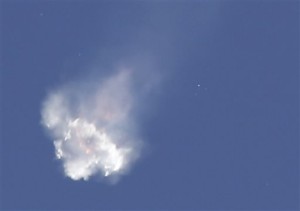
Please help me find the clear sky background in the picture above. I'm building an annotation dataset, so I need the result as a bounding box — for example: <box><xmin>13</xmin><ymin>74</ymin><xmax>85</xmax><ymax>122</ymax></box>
<box><xmin>1</xmin><ymin>1</ymin><xmax>299</xmax><ymax>210</ymax></box>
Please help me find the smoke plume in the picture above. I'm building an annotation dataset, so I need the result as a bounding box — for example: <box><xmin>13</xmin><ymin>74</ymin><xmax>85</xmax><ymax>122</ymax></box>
<box><xmin>41</xmin><ymin>68</ymin><xmax>144</xmax><ymax>181</ymax></box>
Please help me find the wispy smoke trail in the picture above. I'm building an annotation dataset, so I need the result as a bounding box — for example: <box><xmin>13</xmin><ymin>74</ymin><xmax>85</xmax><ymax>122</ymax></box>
<box><xmin>41</xmin><ymin>69</ymin><xmax>143</xmax><ymax>181</ymax></box>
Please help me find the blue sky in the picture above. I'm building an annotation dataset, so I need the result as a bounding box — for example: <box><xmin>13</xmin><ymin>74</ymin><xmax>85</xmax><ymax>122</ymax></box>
<box><xmin>1</xmin><ymin>1</ymin><xmax>299</xmax><ymax>210</ymax></box>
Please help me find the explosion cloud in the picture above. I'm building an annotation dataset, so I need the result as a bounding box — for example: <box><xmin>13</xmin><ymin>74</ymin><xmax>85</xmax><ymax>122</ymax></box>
<box><xmin>41</xmin><ymin>69</ymin><xmax>143</xmax><ymax>181</ymax></box>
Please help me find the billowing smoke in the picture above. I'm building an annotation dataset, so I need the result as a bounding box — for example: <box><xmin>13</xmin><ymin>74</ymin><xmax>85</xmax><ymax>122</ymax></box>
<box><xmin>41</xmin><ymin>68</ymin><xmax>145</xmax><ymax>181</ymax></box>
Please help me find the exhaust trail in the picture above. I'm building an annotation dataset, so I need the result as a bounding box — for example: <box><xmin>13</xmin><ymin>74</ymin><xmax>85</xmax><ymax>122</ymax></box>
<box><xmin>41</xmin><ymin>69</ymin><xmax>143</xmax><ymax>181</ymax></box>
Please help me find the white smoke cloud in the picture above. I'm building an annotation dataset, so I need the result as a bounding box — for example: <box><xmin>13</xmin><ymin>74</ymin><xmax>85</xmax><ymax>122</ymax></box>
<box><xmin>41</xmin><ymin>68</ymin><xmax>145</xmax><ymax>181</ymax></box>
